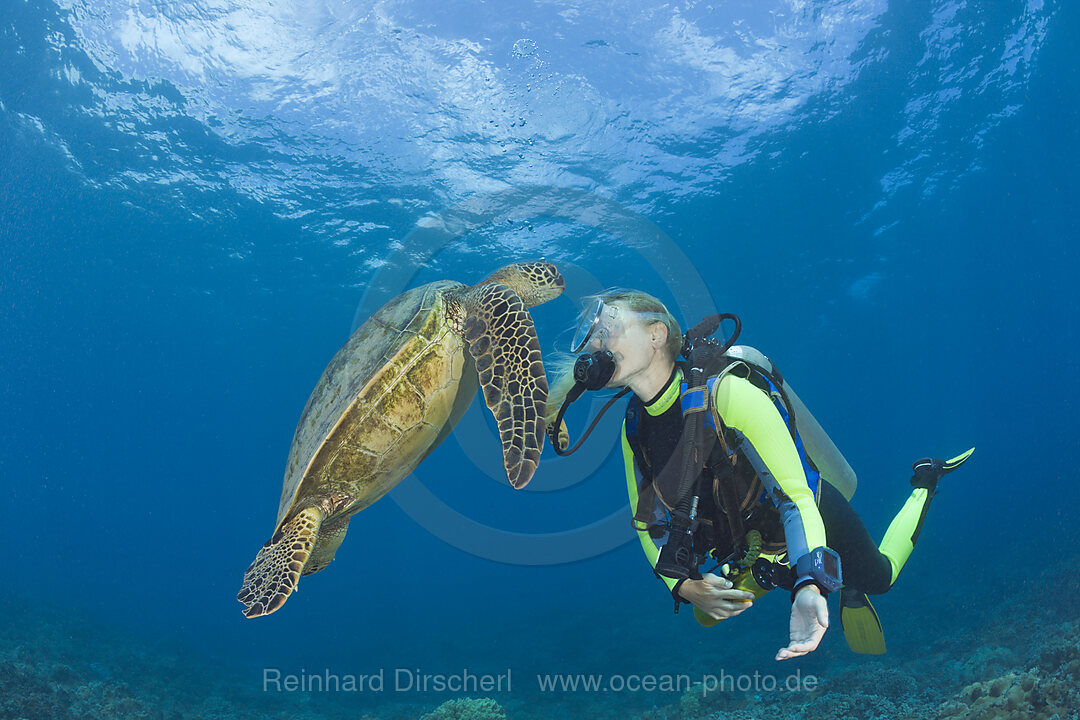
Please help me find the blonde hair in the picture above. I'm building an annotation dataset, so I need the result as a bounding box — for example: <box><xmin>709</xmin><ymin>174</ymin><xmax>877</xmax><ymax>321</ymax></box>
<box><xmin>543</xmin><ymin>289</ymin><xmax>683</xmax><ymax>428</ymax></box>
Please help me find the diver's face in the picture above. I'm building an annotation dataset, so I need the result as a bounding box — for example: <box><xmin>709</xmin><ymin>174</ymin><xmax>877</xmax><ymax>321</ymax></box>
<box><xmin>588</xmin><ymin>303</ymin><xmax>665</xmax><ymax>386</ymax></box>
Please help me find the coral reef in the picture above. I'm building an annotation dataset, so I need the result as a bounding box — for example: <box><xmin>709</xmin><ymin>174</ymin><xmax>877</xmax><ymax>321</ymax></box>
<box><xmin>934</xmin><ymin>617</ymin><xmax>1080</xmax><ymax>720</ymax></box>
<box><xmin>938</xmin><ymin>670</ymin><xmax>1062</xmax><ymax>720</ymax></box>
<box><xmin>419</xmin><ymin>697</ymin><xmax>507</xmax><ymax>720</ymax></box>
<box><xmin>3</xmin><ymin>555</ymin><xmax>1080</xmax><ymax>719</ymax></box>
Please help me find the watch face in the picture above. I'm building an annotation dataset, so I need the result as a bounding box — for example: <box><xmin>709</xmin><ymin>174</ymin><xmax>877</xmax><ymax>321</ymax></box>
<box><xmin>820</xmin><ymin>548</ymin><xmax>846</xmax><ymax>587</ymax></box>
<box><xmin>822</xmin><ymin>549</ymin><xmax>839</xmax><ymax>578</ymax></box>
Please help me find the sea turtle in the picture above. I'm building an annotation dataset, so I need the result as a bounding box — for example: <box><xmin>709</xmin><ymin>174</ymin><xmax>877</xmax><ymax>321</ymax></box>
<box><xmin>237</xmin><ymin>261</ymin><xmax>564</xmax><ymax>618</ymax></box>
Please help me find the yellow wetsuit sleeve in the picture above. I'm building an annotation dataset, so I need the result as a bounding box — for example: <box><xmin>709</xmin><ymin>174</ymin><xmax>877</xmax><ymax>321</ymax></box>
<box><xmin>621</xmin><ymin>420</ymin><xmax>678</xmax><ymax>594</ymax></box>
<box><xmin>713</xmin><ymin>374</ymin><xmax>828</xmax><ymax>562</ymax></box>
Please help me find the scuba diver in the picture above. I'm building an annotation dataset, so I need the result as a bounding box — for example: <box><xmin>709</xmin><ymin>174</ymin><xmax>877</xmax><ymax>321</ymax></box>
<box><xmin>546</xmin><ymin>291</ymin><xmax>973</xmax><ymax>660</ymax></box>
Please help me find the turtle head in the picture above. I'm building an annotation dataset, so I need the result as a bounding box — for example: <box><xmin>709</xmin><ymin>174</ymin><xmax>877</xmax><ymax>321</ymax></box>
<box><xmin>477</xmin><ymin>262</ymin><xmax>565</xmax><ymax>308</ymax></box>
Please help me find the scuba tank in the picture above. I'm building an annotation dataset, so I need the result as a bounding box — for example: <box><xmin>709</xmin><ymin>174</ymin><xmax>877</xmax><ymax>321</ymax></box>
<box><xmin>723</xmin><ymin>346</ymin><xmax>857</xmax><ymax>502</ymax></box>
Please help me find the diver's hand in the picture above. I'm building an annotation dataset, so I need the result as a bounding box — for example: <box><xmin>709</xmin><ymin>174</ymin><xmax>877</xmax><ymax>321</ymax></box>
<box><xmin>776</xmin><ymin>585</ymin><xmax>829</xmax><ymax>661</ymax></box>
<box><xmin>678</xmin><ymin>573</ymin><xmax>755</xmax><ymax>621</ymax></box>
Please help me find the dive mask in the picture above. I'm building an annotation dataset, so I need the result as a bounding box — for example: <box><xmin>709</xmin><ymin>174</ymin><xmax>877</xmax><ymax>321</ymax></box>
<box><xmin>570</xmin><ymin>298</ymin><xmax>622</xmax><ymax>353</ymax></box>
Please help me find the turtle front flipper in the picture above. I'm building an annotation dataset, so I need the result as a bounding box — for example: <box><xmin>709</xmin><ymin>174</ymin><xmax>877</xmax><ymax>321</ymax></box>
<box><xmin>237</xmin><ymin>507</ymin><xmax>324</xmax><ymax>618</ymax></box>
<box><xmin>460</xmin><ymin>283</ymin><xmax>547</xmax><ymax>489</ymax></box>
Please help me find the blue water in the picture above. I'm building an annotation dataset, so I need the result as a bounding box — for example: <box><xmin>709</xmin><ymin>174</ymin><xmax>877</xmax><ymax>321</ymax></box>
<box><xmin>2</xmin><ymin>0</ymin><xmax>1077</xmax><ymax>717</ymax></box>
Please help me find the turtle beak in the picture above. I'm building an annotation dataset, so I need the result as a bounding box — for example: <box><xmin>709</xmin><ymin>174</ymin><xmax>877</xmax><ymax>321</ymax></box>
<box><xmin>521</xmin><ymin>262</ymin><xmax>565</xmax><ymax>306</ymax></box>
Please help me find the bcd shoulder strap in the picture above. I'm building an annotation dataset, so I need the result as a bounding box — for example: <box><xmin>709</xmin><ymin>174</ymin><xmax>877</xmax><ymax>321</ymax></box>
<box><xmin>627</xmin><ymin>358</ymin><xmax>749</xmax><ymax>535</ymax></box>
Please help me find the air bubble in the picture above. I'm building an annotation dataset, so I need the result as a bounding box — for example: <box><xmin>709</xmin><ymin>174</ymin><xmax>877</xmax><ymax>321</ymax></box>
<box><xmin>512</xmin><ymin>38</ymin><xmax>538</xmax><ymax>59</ymax></box>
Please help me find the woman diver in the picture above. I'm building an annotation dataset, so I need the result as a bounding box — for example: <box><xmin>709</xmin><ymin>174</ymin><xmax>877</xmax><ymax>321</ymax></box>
<box><xmin>547</xmin><ymin>291</ymin><xmax>973</xmax><ymax>660</ymax></box>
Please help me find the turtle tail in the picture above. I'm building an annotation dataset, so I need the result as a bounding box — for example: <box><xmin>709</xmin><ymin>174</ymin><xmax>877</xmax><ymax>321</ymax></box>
<box><xmin>237</xmin><ymin>507</ymin><xmax>324</xmax><ymax>618</ymax></box>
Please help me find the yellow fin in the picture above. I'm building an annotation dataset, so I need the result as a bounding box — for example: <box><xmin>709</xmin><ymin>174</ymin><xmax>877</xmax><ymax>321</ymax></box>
<box><xmin>943</xmin><ymin>447</ymin><xmax>975</xmax><ymax>471</ymax></box>
<box><xmin>841</xmin><ymin>590</ymin><xmax>887</xmax><ymax>655</ymax></box>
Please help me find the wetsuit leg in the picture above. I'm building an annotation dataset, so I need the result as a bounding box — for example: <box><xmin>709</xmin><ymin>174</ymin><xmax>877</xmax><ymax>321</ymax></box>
<box><xmin>876</xmin><ymin>486</ymin><xmax>934</xmax><ymax>586</ymax></box>
<box><xmin>817</xmin><ymin>482</ymin><xmax>893</xmax><ymax>595</ymax></box>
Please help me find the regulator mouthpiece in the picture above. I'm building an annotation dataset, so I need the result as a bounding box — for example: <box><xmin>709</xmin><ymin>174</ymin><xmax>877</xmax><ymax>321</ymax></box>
<box><xmin>574</xmin><ymin>350</ymin><xmax>616</xmax><ymax>391</ymax></box>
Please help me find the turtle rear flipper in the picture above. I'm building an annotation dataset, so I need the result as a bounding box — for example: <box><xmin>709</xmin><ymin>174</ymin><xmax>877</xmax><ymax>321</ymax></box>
<box><xmin>237</xmin><ymin>507</ymin><xmax>324</xmax><ymax>618</ymax></box>
<box><xmin>303</xmin><ymin>515</ymin><xmax>350</xmax><ymax>576</ymax></box>
<box><xmin>548</xmin><ymin>418</ymin><xmax>569</xmax><ymax>452</ymax></box>
<box><xmin>461</xmin><ymin>283</ymin><xmax>547</xmax><ymax>489</ymax></box>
